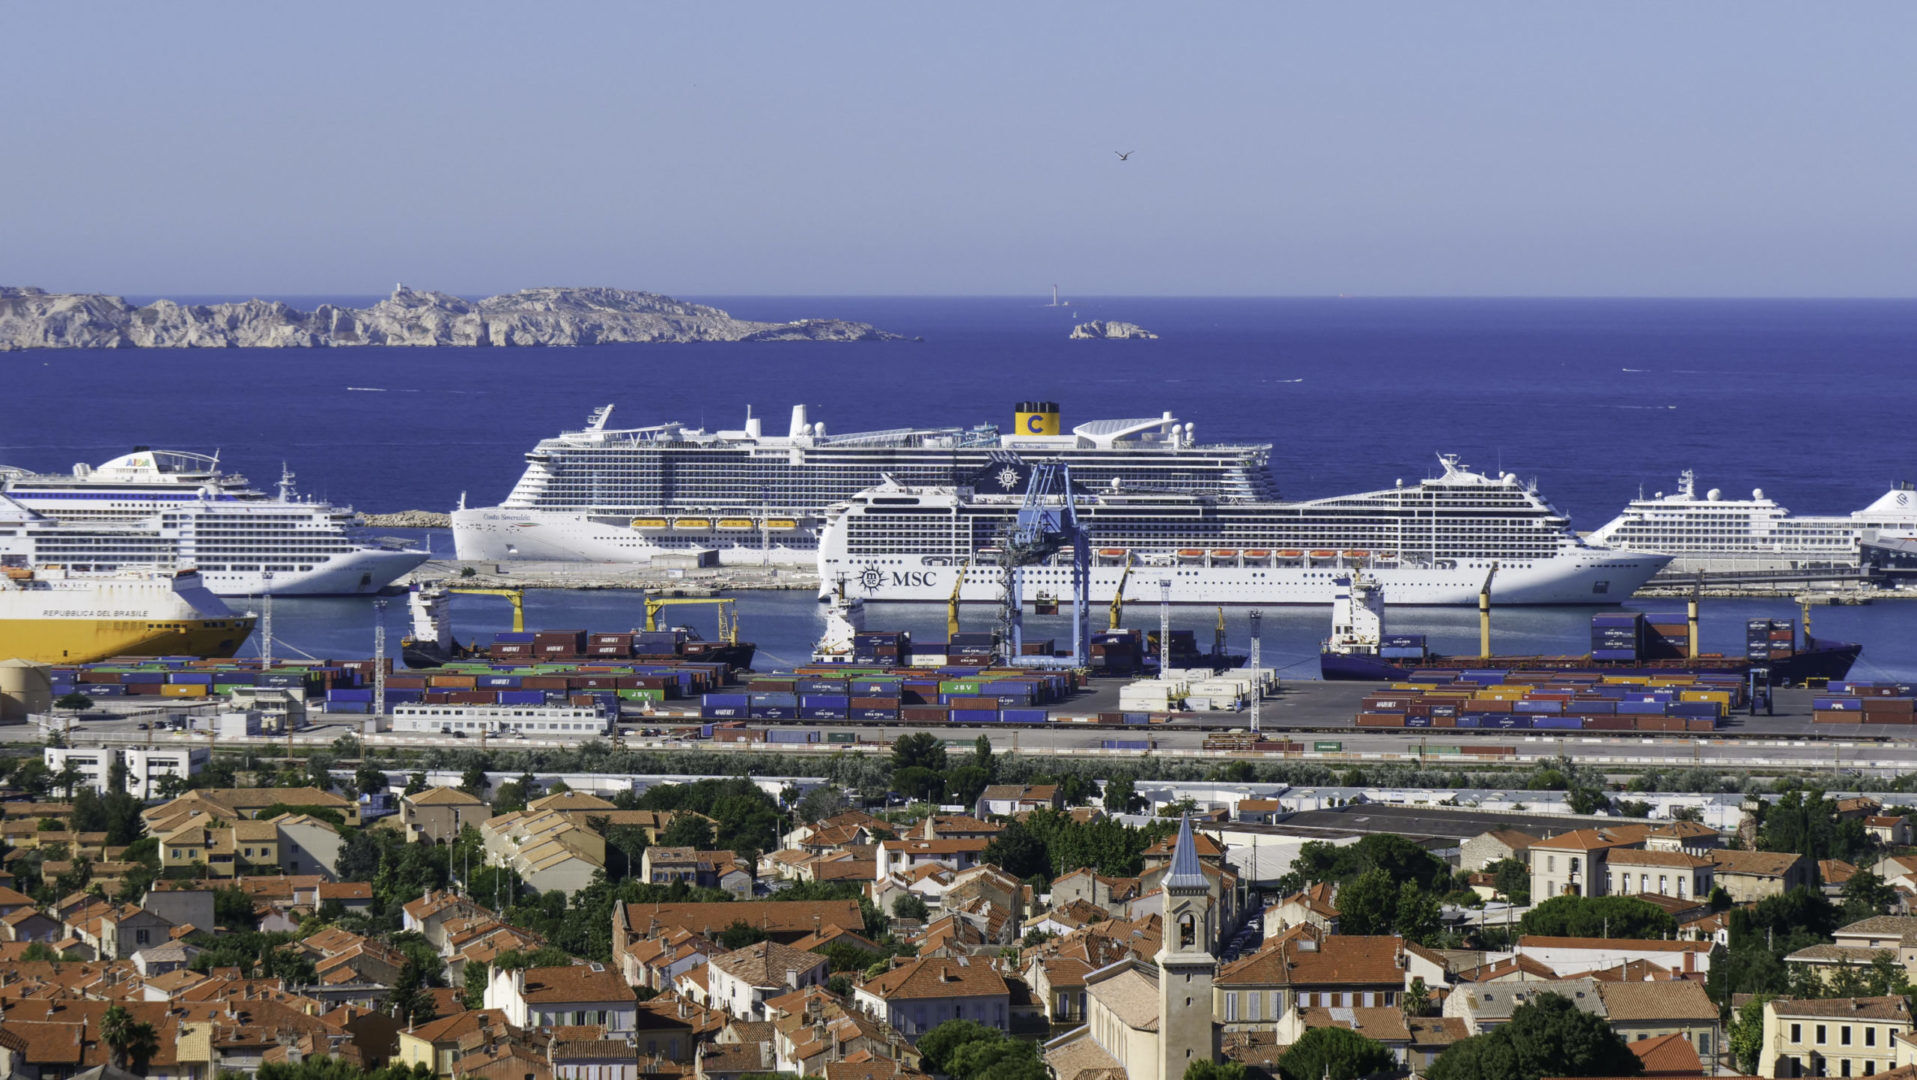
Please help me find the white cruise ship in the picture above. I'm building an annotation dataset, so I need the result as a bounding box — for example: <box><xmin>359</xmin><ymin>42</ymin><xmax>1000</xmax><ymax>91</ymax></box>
<box><xmin>451</xmin><ymin>402</ymin><xmax>1272</xmax><ymax>566</ymax></box>
<box><xmin>0</xmin><ymin>449</ymin><xmax>429</xmax><ymax>596</ymax></box>
<box><xmin>818</xmin><ymin>455</ymin><xmax>1671</xmax><ymax>606</ymax></box>
<box><xmin>1584</xmin><ymin>471</ymin><xmax>1917</xmax><ymax>575</ymax></box>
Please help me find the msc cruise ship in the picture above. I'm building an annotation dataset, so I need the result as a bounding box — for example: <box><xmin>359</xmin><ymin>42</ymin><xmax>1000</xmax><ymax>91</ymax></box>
<box><xmin>451</xmin><ymin>402</ymin><xmax>1273</xmax><ymax>565</ymax></box>
<box><xmin>818</xmin><ymin>454</ymin><xmax>1671</xmax><ymax>606</ymax></box>
<box><xmin>0</xmin><ymin>449</ymin><xmax>429</xmax><ymax>596</ymax></box>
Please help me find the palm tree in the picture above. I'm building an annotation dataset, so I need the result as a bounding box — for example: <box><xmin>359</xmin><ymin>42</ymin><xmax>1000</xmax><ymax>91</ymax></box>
<box><xmin>101</xmin><ymin>1005</ymin><xmax>132</xmax><ymax>1068</ymax></box>
<box><xmin>122</xmin><ymin>1021</ymin><xmax>160</xmax><ymax>1075</ymax></box>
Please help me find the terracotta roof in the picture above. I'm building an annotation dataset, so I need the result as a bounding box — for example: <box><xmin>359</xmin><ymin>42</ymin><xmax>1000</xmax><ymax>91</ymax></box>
<box><xmin>860</xmin><ymin>956</ymin><xmax>1009</xmax><ymax>1001</ymax></box>
<box><xmin>1518</xmin><ymin>936</ymin><xmax>1710</xmax><ymax>954</ymax></box>
<box><xmin>516</xmin><ymin>964</ymin><xmax>631</xmax><ymax>1004</ymax></box>
<box><xmin>1218</xmin><ymin>933</ymin><xmax>1405</xmax><ymax>988</ymax></box>
<box><xmin>1768</xmin><ymin>995</ymin><xmax>1911</xmax><ymax>1020</ymax></box>
<box><xmin>406</xmin><ymin>785</ymin><xmax>484</xmax><ymax>806</ymax></box>
<box><xmin>1606</xmin><ymin>849</ymin><xmax>1712</xmax><ymax>869</ymax></box>
<box><xmin>1630</xmin><ymin>1032</ymin><xmax>1703</xmax><ymax>1075</ymax></box>
<box><xmin>1836</xmin><ymin>915</ymin><xmax>1917</xmax><ymax>938</ymax></box>
<box><xmin>1646</xmin><ymin>821</ymin><xmax>1718</xmax><ymax>839</ymax></box>
<box><xmin>1298</xmin><ymin>1005</ymin><xmax>1411</xmax><ymax>1041</ymax></box>
<box><xmin>1407</xmin><ymin>1016</ymin><xmax>1470</xmax><ymax>1048</ymax></box>
<box><xmin>624</xmin><ymin>900</ymin><xmax>862</xmax><ymax>939</ymax></box>
<box><xmin>1709</xmin><ymin>849</ymin><xmax>1805</xmax><ymax>877</ymax></box>
<box><xmin>1595</xmin><ymin>980</ymin><xmax>1716</xmax><ymax>1021</ymax></box>
<box><xmin>709</xmin><ymin>940</ymin><xmax>826</xmax><ymax>987</ymax></box>
<box><xmin>1480</xmin><ymin>828</ymin><xmax>1542</xmax><ymax>849</ymax></box>
<box><xmin>1820</xmin><ymin>859</ymin><xmax>1859</xmax><ymax>884</ymax></box>
<box><xmin>1529</xmin><ymin>826</ymin><xmax>1651</xmax><ymax>852</ymax></box>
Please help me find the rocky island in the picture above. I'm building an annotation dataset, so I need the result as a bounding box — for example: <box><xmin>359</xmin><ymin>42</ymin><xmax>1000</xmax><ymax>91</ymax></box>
<box><xmin>1069</xmin><ymin>319</ymin><xmax>1158</xmax><ymax>340</ymax></box>
<box><xmin>0</xmin><ymin>284</ymin><xmax>906</xmax><ymax>349</ymax></box>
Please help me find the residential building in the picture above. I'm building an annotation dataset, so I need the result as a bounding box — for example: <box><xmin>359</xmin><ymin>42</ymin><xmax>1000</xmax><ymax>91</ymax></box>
<box><xmin>1870</xmin><ymin>816</ymin><xmax>1913</xmax><ymax>847</ymax></box>
<box><xmin>855</xmin><ymin>956</ymin><xmax>1012</xmax><ymax>1040</ymax></box>
<box><xmin>1216</xmin><ymin>931</ymin><xmax>1407</xmax><ymax>1030</ymax></box>
<box><xmin>400</xmin><ymin>786</ymin><xmax>492</xmax><ymax>845</ymax></box>
<box><xmin>485</xmin><ymin>963</ymin><xmax>637</xmax><ymax>1034</ymax></box>
<box><xmin>873</xmin><ymin>837</ymin><xmax>990</xmax><ymax>880</ymax></box>
<box><xmin>1461</xmin><ymin>829</ymin><xmax>1541</xmax><ymax>872</ymax></box>
<box><xmin>480</xmin><ymin>808</ymin><xmax>605</xmax><ymax>893</ymax></box>
<box><xmin>1262</xmin><ymin>883</ymin><xmax>1339</xmax><ymax>938</ymax></box>
<box><xmin>1527</xmin><ymin>826</ymin><xmax>1652</xmax><ymax>901</ymax></box>
<box><xmin>1760</xmin><ymin>996</ymin><xmax>1912</xmax><ymax>1079</ymax></box>
<box><xmin>706</xmin><ymin>940</ymin><xmax>830</xmax><ymax>1020</ymax></box>
<box><xmin>1711</xmin><ymin>850</ymin><xmax>1816</xmax><ymax>903</ymax></box>
<box><xmin>975</xmin><ymin>785</ymin><xmax>1062</xmax><ymax>818</ymax></box>
<box><xmin>1514</xmin><ymin>936</ymin><xmax>1713</xmax><ymax>977</ymax></box>
<box><xmin>1236</xmin><ymin>799</ymin><xmax>1284</xmax><ymax>824</ymax></box>
<box><xmin>640</xmin><ymin>847</ymin><xmax>754</xmax><ymax>897</ymax></box>
<box><xmin>390</xmin><ymin>702</ymin><xmax>609</xmax><ymax>737</ymax></box>
<box><xmin>614</xmin><ymin>900</ymin><xmax>864</xmax><ymax>985</ymax></box>
<box><xmin>42</xmin><ymin>747</ymin><xmax>116</xmax><ymax>795</ymax></box>
<box><xmin>1604</xmin><ymin>849</ymin><xmax>1714</xmax><ymax>901</ymax></box>
<box><xmin>396</xmin><ymin>1008</ymin><xmax>518</xmax><ymax>1076</ymax></box>
<box><xmin>1643</xmin><ymin>821</ymin><xmax>1722</xmax><ymax>854</ymax></box>
<box><xmin>121</xmin><ymin>748</ymin><xmax>209</xmax><ymax>799</ymax></box>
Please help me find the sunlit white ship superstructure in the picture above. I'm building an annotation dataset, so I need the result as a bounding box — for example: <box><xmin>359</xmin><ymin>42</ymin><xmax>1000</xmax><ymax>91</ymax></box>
<box><xmin>1585</xmin><ymin>470</ymin><xmax>1917</xmax><ymax>574</ymax></box>
<box><xmin>819</xmin><ymin>455</ymin><xmax>1670</xmax><ymax>605</ymax></box>
<box><xmin>450</xmin><ymin>402</ymin><xmax>1273</xmax><ymax>565</ymax></box>
<box><xmin>0</xmin><ymin>449</ymin><xmax>428</xmax><ymax>595</ymax></box>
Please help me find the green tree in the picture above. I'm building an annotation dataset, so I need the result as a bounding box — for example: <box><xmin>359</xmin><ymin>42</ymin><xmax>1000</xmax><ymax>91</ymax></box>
<box><xmin>971</xmin><ymin>735</ymin><xmax>997</xmax><ymax>781</ymax></box>
<box><xmin>796</xmin><ymin>785</ymin><xmax>848</xmax><ymax>823</ymax></box>
<box><xmin>461</xmin><ymin>962</ymin><xmax>489</xmax><ymax>1010</ymax></box>
<box><xmin>1104</xmin><ymin>776</ymin><xmax>1143</xmax><ymax>814</ymax></box>
<box><xmin>1727</xmin><ymin>994</ymin><xmax>1773</xmax><ymax>1074</ymax></box>
<box><xmin>404</xmin><ymin>771</ymin><xmax>429</xmax><ymax>796</ymax></box>
<box><xmin>1277</xmin><ymin>1026</ymin><xmax>1396</xmax><ymax>1080</ymax></box>
<box><xmin>386</xmin><ymin>958</ymin><xmax>438</xmax><ymax>1026</ymax></box>
<box><xmin>1489</xmin><ymin>858</ymin><xmax>1532</xmax><ymax>905</ymax></box>
<box><xmin>660</xmin><ymin>814</ymin><xmax>716</xmax><ymax>849</ymax></box>
<box><xmin>1428</xmin><ymin>991</ymin><xmax>1641</xmax><ymax>1080</ymax></box>
<box><xmin>917</xmin><ymin>1019</ymin><xmax>1003</xmax><ymax>1076</ymax></box>
<box><xmin>893</xmin><ymin>766</ymin><xmax>946</xmax><ymax>804</ymax></box>
<box><xmin>54</xmin><ymin>691</ymin><xmax>96</xmax><ymax>711</ymax></box>
<box><xmin>459</xmin><ymin>762</ymin><xmax>490</xmax><ymax>798</ymax></box>
<box><xmin>891</xmin><ymin>732</ymin><xmax>948</xmax><ymax>774</ymax></box>
<box><xmin>1183</xmin><ymin>1063</ymin><xmax>1248</xmax><ymax>1080</ymax></box>
<box><xmin>1403</xmin><ymin>976</ymin><xmax>1431</xmax><ymax>1018</ymax></box>
<box><xmin>946</xmin><ymin>765</ymin><xmax>994</xmax><ymax>808</ymax></box>
<box><xmin>1518</xmin><ymin>895</ymin><xmax>1675</xmax><ymax>941</ymax></box>
<box><xmin>719</xmin><ymin>920</ymin><xmax>770</xmax><ymax>950</ymax></box>
<box><xmin>893</xmin><ymin>893</ymin><xmax>931</xmax><ymax>921</ymax></box>
<box><xmin>214</xmin><ymin>885</ymin><xmax>257</xmax><ymax>931</ymax></box>
<box><xmin>355</xmin><ymin>764</ymin><xmax>389</xmax><ymax>797</ymax></box>
<box><xmin>1842</xmin><ymin>870</ymin><xmax>1899</xmax><ymax>923</ymax></box>
<box><xmin>1336</xmin><ymin>869</ymin><xmax>1399</xmax><ymax>936</ymax></box>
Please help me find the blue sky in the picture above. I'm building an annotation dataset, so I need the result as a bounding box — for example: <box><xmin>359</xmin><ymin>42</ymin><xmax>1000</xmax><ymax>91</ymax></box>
<box><xmin>3</xmin><ymin>3</ymin><xmax>1912</xmax><ymax>296</ymax></box>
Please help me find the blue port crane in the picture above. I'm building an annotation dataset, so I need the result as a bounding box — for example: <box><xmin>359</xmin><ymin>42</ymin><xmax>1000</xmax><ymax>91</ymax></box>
<box><xmin>993</xmin><ymin>458</ymin><xmax>1090</xmax><ymax>668</ymax></box>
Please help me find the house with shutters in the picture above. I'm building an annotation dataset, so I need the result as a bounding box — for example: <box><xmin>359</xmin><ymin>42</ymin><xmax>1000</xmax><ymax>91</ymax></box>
<box><xmin>1213</xmin><ymin>929</ymin><xmax>1408</xmax><ymax>1032</ymax></box>
<box><xmin>485</xmin><ymin>963</ymin><xmax>637</xmax><ymax>1034</ymax></box>
<box><xmin>854</xmin><ymin>956</ymin><xmax>1011</xmax><ymax>1040</ymax></box>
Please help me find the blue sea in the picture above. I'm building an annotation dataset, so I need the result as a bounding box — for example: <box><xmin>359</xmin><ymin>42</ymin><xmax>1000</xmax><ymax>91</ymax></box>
<box><xmin>7</xmin><ymin>296</ymin><xmax>1917</xmax><ymax>678</ymax></box>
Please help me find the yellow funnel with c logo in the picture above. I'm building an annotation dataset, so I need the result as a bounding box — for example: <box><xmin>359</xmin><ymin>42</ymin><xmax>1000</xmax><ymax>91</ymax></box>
<box><xmin>1015</xmin><ymin>400</ymin><xmax>1061</xmax><ymax>436</ymax></box>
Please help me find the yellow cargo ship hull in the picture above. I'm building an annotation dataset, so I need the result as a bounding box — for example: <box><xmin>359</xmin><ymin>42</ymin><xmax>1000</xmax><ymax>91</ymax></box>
<box><xmin>0</xmin><ymin>616</ymin><xmax>255</xmax><ymax>665</ymax></box>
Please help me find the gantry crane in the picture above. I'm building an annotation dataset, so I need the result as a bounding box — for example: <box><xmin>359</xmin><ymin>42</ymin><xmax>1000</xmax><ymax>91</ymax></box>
<box><xmin>947</xmin><ymin>559</ymin><xmax>972</xmax><ymax>640</ymax></box>
<box><xmin>643</xmin><ymin>597</ymin><xmax>739</xmax><ymax>644</ymax></box>
<box><xmin>993</xmin><ymin>460</ymin><xmax>1090</xmax><ymax>668</ymax></box>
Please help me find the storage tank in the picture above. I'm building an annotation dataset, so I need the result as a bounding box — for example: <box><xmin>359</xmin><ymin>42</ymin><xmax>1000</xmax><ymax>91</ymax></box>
<box><xmin>0</xmin><ymin>658</ymin><xmax>54</xmax><ymax>723</ymax></box>
<box><xmin>1014</xmin><ymin>401</ymin><xmax>1061</xmax><ymax>436</ymax></box>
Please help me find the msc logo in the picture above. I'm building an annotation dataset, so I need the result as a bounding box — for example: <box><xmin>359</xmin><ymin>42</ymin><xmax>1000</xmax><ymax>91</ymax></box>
<box><xmin>860</xmin><ymin>565</ymin><xmax>939</xmax><ymax>590</ymax></box>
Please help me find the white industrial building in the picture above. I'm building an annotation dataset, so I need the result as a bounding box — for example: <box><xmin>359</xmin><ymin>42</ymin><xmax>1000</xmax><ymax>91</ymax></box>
<box><xmin>390</xmin><ymin>703</ymin><xmax>608</xmax><ymax>737</ymax></box>
<box><xmin>44</xmin><ymin>746</ymin><xmax>208</xmax><ymax>798</ymax></box>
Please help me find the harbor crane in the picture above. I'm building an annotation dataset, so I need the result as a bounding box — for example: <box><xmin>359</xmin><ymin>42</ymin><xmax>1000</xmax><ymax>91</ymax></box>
<box><xmin>947</xmin><ymin>559</ymin><xmax>973</xmax><ymax>640</ymax></box>
<box><xmin>643</xmin><ymin>597</ymin><xmax>740</xmax><ymax>644</ymax></box>
<box><xmin>993</xmin><ymin>459</ymin><xmax>1090</xmax><ymax>668</ymax></box>
<box><xmin>447</xmin><ymin>586</ymin><xmax>527</xmax><ymax>632</ymax></box>
<box><xmin>1477</xmin><ymin>562</ymin><xmax>1499</xmax><ymax>659</ymax></box>
<box><xmin>1107</xmin><ymin>552</ymin><xmax>1135</xmax><ymax>631</ymax></box>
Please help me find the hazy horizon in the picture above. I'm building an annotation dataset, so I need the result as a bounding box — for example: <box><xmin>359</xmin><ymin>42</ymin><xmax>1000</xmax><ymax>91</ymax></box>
<box><xmin>6</xmin><ymin>3</ymin><xmax>1913</xmax><ymax>299</ymax></box>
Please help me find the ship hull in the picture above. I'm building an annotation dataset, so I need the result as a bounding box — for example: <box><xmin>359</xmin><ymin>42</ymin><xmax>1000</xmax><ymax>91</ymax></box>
<box><xmin>819</xmin><ymin>550</ymin><xmax>1669</xmax><ymax>607</ymax></box>
<box><xmin>196</xmin><ymin>548</ymin><xmax>431</xmax><ymax>597</ymax></box>
<box><xmin>451</xmin><ymin>508</ymin><xmax>816</xmax><ymax>566</ymax></box>
<box><xmin>3</xmin><ymin>617</ymin><xmax>254</xmax><ymax>665</ymax></box>
<box><xmin>1320</xmin><ymin>642</ymin><xmax>1861</xmax><ymax>685</ymax></box>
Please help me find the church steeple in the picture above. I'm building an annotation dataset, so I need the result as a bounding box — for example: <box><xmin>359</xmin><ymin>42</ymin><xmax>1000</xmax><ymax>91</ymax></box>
<box><xmin>1156</xmin><ymin>814</ymin><xmax>1218</xmax><ymax>1079</ymax></box>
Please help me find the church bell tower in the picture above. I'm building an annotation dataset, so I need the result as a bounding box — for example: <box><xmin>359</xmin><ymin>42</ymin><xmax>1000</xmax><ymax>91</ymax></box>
<box><xmin>1156</xmin><ymin>814</ymin><xmax>1219</xmax><ymax>1079</ymax></box>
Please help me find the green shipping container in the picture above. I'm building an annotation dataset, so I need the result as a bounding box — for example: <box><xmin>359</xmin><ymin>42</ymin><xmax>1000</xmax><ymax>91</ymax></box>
<box><xmin>939</xmin><ymin>680</ymin><xmax>982</xmax><ymax>694</ymax></box>
<box><xmin>617</xmin><ymin>688</ymin><xmax>666</xmax><ymax>701</ymax></box>
<box><xmin>1313</xmin><ymin>741</ymin><xmax>1344</xmax><ymax>753</ymax></box>
<box><xmin>826</xmin><ymin>732</ymin><xmax>858</xmax><ymax>743</ymax></box>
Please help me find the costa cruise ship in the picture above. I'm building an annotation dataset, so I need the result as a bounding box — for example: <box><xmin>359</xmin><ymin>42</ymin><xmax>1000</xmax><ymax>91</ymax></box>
<box><xmin>818</xmin><ymin>454</ymin><xmax>1671</xmax><ymax>606</ymax></box>
<box><xmin>0</xmin><ymin>449</ymin><xmax>429</xmax><ymax>596</ymax></box>
<box><xmin>1584</xmin><ymin>471</ymin><xmax>1917</xmax><ymax>575</ymax></box>
<box><xmin>451</xmin><ymin>402</ymin><xmax>1273</xmax><ymax>565</ymax></box>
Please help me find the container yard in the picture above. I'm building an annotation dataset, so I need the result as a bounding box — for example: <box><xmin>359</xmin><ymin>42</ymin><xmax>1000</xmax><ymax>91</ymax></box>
<box><xmin>1349</xmin><ymin>669</ymin><xmax>1746</xmax><ymax>733</ymax></box>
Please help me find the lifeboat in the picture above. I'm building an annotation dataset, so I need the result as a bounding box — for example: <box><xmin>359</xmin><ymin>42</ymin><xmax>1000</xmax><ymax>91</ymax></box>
<box><xmin>765</xmin><ymin>518</ymin><xmax>799</xmax><ymax>530</ymax></box>
<box><xmin>716</xmin><ymin>518</ymin><xmax>756</xmax><ymax>530</ymax></box>
<box><xmin>1243</xmin><ymin>549</ymin><xmax>1272</xmax><ymax>558</ymax></box>
<box><xmin>1098</xmin><ymin>548</ymin><xmax>1128</xmax><ymax>558</ymax></box>
<box><xmin>1277</xmin><ymin>549</ymin><xmax>1304</xmax><ymax>558</ymax></box>
<box><xmin>1177</xmin><ymin>549</ymin><xmax>1206</xmax><ymax>558</ymax></box>
<box><xmin>1210</xmin><ymin>549</ymin><xmax>1239</xmax><ymax>558</ymax></box>
<box><xmin>1342</xmin><ymin>550</ymin><xmax>1369</xmax><ymax>559</ymax></box>
<box><xmin>1307</xmin><ymin>550</ymin><xmax>1336</xmax><ymax>559</ymax></box>
<box><xmin>673</xmin><ymin>518</ymin><xmax>712</xmax><ymax>530</ymax></box>
<box><xmin>629</xmin><ymin>518</ymin><xmax>669</xmax><ymax>530</ymax></box>
<box><xmin>1377</xmin><ymin>550</ymin><xmax>1398</xmax><ymax>559</ymax></box>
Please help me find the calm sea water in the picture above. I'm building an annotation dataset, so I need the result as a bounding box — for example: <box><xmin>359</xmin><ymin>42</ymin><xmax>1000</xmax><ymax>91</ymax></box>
<box><xmin>7</xmin><ymin>297</ymin><xmax>1917</xmax><ymax>676</ymax></box>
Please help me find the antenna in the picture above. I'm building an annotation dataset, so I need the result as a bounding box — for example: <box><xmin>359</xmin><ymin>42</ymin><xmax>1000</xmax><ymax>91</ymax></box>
<box><xmin>259</xmin><ymin>571</ymin><xmax>275</xmax><ymax>670</ymax></box>
<box><xmin>1248</xmin><ymin>611</ymin><xmax>1263</xmax><ymax>734</ymax></box>
<box><xmin>1158</xmin><ymin>579</ymin><xmax>1172</xmax><ymax>676</ymax></box>
<box><xmin>374</xmin><ymin>598</ymin><xmax>388</xmax><ymax>720</ymax></box>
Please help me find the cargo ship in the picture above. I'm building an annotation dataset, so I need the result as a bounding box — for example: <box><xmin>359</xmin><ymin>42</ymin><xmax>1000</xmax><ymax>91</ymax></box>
<box><xmin>0</xmin><ymin>565</ymin><xmax>255</xmax><ymax>664</ymax></box>
<box><xmin>1319</xmin><ymin>573</ymin><xmax>1860</xmax><ymax>684</ymax></box>
<box><xmin>400</xmin><ymin>584</ymin><xmax>756</xmax><ymax>670</ymax></box>
<box><xmin>819</xmin><ymin>455</ymin><xmax>1670</xmax><ymax>606</ymax></box>
<box><xmin>451</xmin><ymin>401</ymin><xmax>1273</xmax><ymax>566</ymax></box>
<box><xmin>1585</xmin><ymin>470</ymin><xmax>1917</xmax><ymax>576</ymax></box>
<box><xmin>0</xmin><ymin>449</ymin><xmax>427</xmax><ymax>596</ymax></box>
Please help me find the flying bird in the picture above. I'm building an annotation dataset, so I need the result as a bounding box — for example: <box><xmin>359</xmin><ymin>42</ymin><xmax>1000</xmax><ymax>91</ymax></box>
<box><xmin>1115</xmin><ymin>150</ymin><xmax>1133</xmax><ymax>161</ymax></box>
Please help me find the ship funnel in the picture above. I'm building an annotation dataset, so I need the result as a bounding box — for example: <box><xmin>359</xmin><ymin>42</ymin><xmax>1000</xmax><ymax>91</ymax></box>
<box><xmin>789</xmin><ymin>405</ymin><xmax>810</xmax><ymax>439</ymax></box>
<box><xmin>1014</xmin><ymin>401</ymin><xmax>1060</xmax><ymax>437</ymax></box>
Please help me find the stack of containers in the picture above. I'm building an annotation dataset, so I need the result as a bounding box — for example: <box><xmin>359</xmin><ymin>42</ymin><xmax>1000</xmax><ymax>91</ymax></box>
<box><xmin>1090</xmin><ymin>629</ymin><xmax>1146</xmax><ymax>676</ymax></box>
<box><xmin>1639</xmin><ymin>612</ymin><xmax>1692</xmax><ymax>659</ymax></box>
<box><xmin>948</xmin><ymin>632</ymin><xmax>995</xmax><ymax>667</ymax></box>
<box><xmin>1813</xmin><ymin>681</ymin><xmax>1917</xmax><ymax>723</ymax></box>
<box><xmin>589</xmin><ymin>633</ymin><xmax>635</xmax><ymax>658</ymax></box>
<box><xmin>1747</xmin><ymin>619</ymin><xmax>1797</xmax><ymax>662</ymax></box>
<box><xmin>1354</xmin><ymin>669</ymin><xmax>1739</xmax><ymax>733</ymax></box>
<box><xmin>1119</xmin><ymin>678</ymin><xmax>1185</xmax><ymax>712</ymax></box>
<box><xmin>490</xmin><ymin>631</ymin><xmax>536</xmax><ymax>659</ymax></box>
<box><xmin>1379</xmin><ymin>635</ymin><xmax>1428</xmax><ymax>661</ymax></box>
<box><xmin>852</xmin><ymin>631</ymin><xmax>910</xmax><ymax>666</ymax></box>
<box><xmin>852</xmin><ymin>676</ymin><xmax>904</xmax><ymax>721</ymax></box>
<box><xmin>798</xmin><ymin>676</ymin><xmax>851</xmax><ymax>720</ymax></box>
<box><xmin>1591</xmin><ymin>613</ymin><xmax>1645</xmax><ymax>661</ymax></box>
<box><xmin>534</xmin><ymin>630</ymin><xmax>588</xmax><ymax>659</ymax></box>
